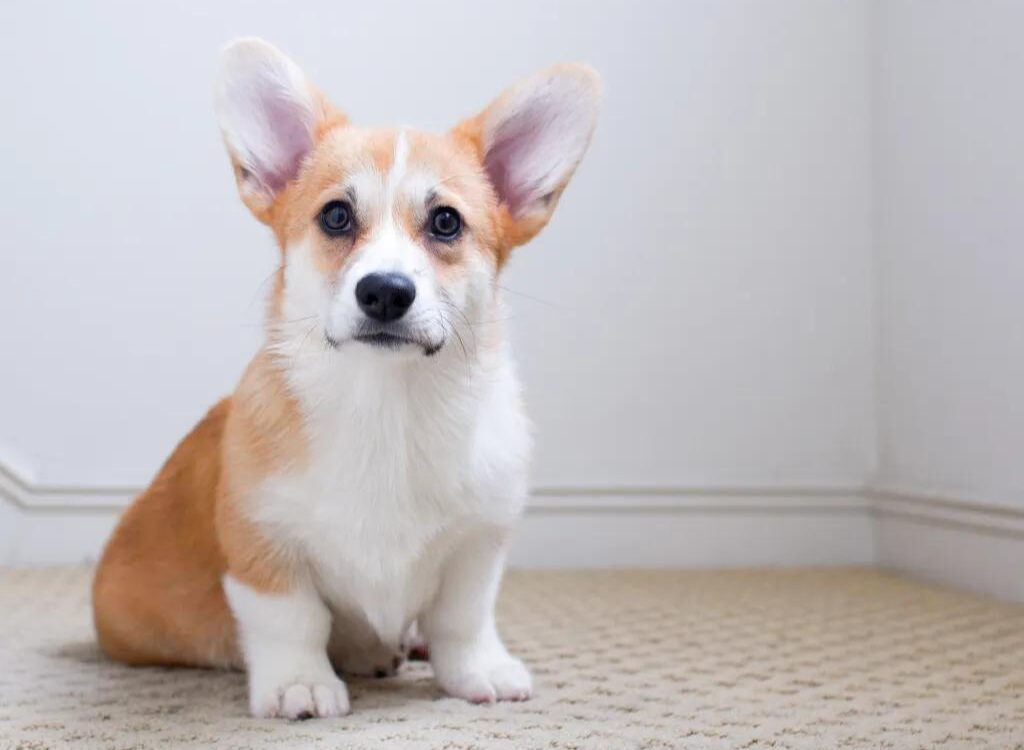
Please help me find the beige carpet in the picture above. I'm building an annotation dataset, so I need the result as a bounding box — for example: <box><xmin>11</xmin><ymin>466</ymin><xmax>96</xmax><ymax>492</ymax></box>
<box><xmin>1</xmin><ymin>568</ymin><xmax>1023</xmax><ymax>750</ymax></box>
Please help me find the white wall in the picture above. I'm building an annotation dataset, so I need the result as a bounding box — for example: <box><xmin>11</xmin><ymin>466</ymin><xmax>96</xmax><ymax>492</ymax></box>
<box><xmin>873</xmin><ymin>0</ymin><xmax>1024</xmax><ymax>511</ymax></box>
<box><xmin>0</xmin><ymin>0</ymin><xmax>875</xmax><ymax>502</ymax></box>
<box><xmin>870</xmin><ymin>0</ymin><xmax>1024</xmax><ymax>599</ymax></box>
<box><xmin>4</xmin><ymin>3</ymin><xmax>1022</xmax><ymax>597</ymax></box>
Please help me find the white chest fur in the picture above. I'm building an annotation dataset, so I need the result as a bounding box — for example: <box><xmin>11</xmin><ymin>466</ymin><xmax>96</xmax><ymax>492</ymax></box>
<box><xmin>250</xmin><ymin>341</ymin><xmax>531</xmax><ymax>648</ymax></box>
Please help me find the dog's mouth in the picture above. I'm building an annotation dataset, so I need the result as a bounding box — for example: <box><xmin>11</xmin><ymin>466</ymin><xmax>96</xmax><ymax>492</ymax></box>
<box><xmin>328</xmin><ymin>327</ymin><xmax>443</xmax><ymax>357</ymax></box>
<box><xmin>356</xmin><ymin>331</ymin><xmax>441</xmax><ymax>355</ymax></box>
<box><xmin>355</xmin><ymin>331</ymin><xmax>412</xmax><ymax>349</ymax></box>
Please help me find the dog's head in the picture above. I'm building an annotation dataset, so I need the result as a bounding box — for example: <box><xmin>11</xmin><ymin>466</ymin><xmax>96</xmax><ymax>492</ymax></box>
<box><xmin>215</xmin><ymin>39</ymin><xmax>599</xmax><ymax>362</ymax></box>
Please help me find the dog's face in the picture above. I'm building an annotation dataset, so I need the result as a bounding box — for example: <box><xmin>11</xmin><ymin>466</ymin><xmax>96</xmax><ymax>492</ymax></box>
<box><xmin>215</xmin><ymin>39</ymin><xmax>599</xmax><ymax>361</ymax></box>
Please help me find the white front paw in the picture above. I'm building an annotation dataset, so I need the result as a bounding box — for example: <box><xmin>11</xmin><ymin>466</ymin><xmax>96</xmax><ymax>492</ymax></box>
<box><xmin>250</xmin><ymin>673</ymin><xmax>350</xmax><ymax>719</ymax></box>
<box><xmin>433</xmin><ymin>652</ymin><xmax>532</xmax><ymax>704</ymax></box>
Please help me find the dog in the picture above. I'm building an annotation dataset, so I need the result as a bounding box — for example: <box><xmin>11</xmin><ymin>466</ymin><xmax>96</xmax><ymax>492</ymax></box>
<box><xmin>92</xmin><ymin>37</ymin><xmax>600</xmax><ymax>719</ymax></box>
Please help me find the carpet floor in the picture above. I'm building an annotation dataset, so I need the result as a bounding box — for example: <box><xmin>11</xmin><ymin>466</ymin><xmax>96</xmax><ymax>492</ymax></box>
<box><xmin>1</xmin><ymin>567</ymin><xmax>1022</xmax><ymax>750</ymax></box>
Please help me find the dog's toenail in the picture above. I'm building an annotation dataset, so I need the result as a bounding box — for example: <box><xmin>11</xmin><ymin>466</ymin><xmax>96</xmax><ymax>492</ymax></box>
<box><xmin>374</xmin><ymin>668</ymin><xmax>387</xmax><ymax>678</ymax></box>
<box><xmin>294</xmin><ymin>711</ymin><xmax>313</xmax><ymax>721</ymax></box>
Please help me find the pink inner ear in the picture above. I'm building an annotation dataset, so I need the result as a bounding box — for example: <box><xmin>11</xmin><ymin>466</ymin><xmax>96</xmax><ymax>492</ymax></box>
<box><xmin>479</xmin><ymin>69</ymin><xmax>599</xmax><ymax>221</ymax></box>
<box><xmin>483</xmin><ymin>107</ymin><xmax>556</xmax><ymax>218</ymax></box>
<box><xmin>254</xmin><ymin>95</ymin><xmax>315</xmax><ymax>193</ymax></box>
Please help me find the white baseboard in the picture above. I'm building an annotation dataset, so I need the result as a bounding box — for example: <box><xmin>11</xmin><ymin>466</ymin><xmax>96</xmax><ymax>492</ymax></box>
<box><xmin>3</xmin><ymin>454</ymin><xmax>1024</xmax><ymax>601</ymax></box>
<box><xmin>1</xmin><ymin>464</ymin><xmax>877</xmax><ymax>569</ymax></box>
<box><xmin>2</xmin><ymin>499</ymin><xmax>878</xmax><ymax>569</ymax></box>
<box><xmin>0</xmin><ymin>460</ymin><xmax>134</xmax><ymax>511</ymax></box>
<box><xmin>0</xmin><ymin>504</ymin><xmax>121</xmax><ymax>567</ymax></box>
<box><xmin>516</xmin><ymin>490</ymin><xmax>875</xmax><ymax>568</ymax></box>
<box><xmin>870</xmin><ymin>488</ymin><xmax>1024</xmax><ymax>601</ymax></box>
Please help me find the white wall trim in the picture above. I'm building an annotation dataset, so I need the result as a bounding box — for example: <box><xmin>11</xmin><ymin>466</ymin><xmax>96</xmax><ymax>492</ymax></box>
<box><xmin>4</xmin><ymin>452</ymin><xmax>1022</xmax><ymax>536</ymax></box>
<box><xmin>1</xmin><ymin>453</ymin><xmax>878</xmax><ymax>567</ymax></box>
<box><xmin>14</xmin><ymin>449</ymin><xmax>1020</xmax><ymax>531</ymax></box>
<box><xmin>513</xmin><ymin>490</ymin><xmax>876</xmax><ymax>569</ymax></box>
<box><xmin>871</xmin><ymin>488</ymin><xmax>1024</xmax><ymax>601</ymax></box>
<box><xmin>870</xmin><ymin>488</ymin><xmax>1024</xmax><ymax>538</ymax></box>
<box><xmin>870</xmin><ymin>487</ymin><xmax>1024</xmax><ymax>602</ymax></box>
<box><xmin>1</xmin><ymin>454</ymin><xmax>870</xmax><ymax>513</ymax></box>
<box><xmin>0</xmin><ymin>461</ymin><xmax>135</xmax><ymax>511</ymax></box>
<box><xmin>3</xmin><ymin>453</ymin><xmax>1023</xmax><ymax>600</ymax></box>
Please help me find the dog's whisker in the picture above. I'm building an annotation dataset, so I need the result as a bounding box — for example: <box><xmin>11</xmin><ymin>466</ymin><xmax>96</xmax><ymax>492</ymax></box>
<box><xmin>437</xmin><ymin>292</ymin><xmax>479</xmax><ymax>358</ymax></box>
<box><xmin>465</xmin><ymin>317</ymin><xmax>516</xmax><ymax>327</ymax></box>
<box><xmin>275</xmin><ymin>315</ymin><xmax>319</xmax><ymax>327</ymax></box>
<box><xmin>284</xmin><ymin>322</ymin><xmax>320</xmax><ymax>370</ymax></box>
<box><xmin>450</xmin><ymin>306</ymin><xmax>479</xmax><ymax>355</ymax></box>
<box><xmin>248</xmin><ymin>264</ymin><xmax>285</xmax><ymax>310</ymax></box>
<box><xmin>439</xmin><ymin>298</ymin><xmax>506</xmax><ymax>333</ymax></box>
<box><xmin>495</xmin><ymin>284</ymin><xmax>565</xmax><ymax>310</ymax></box>
<box><xmin>439</xmin><ymin>311</ymin><xmax>470</xmax><ymax>362</ymax></box>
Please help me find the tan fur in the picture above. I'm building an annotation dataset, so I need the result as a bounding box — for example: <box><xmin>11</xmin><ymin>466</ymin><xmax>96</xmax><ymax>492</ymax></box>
<box><xmin>93</xmin><ymin>354</ymin><xmax>310</xmax><ymax>667</ymax></box>
<box><xmin>92</xmin><ymin>398</ymin><xmax>239</xmax><ymax>667</ymax></box>
<box><xmin>216</xmin><ymin>352</ymin><xmax>307</xmax><ymax>594</ymax></box>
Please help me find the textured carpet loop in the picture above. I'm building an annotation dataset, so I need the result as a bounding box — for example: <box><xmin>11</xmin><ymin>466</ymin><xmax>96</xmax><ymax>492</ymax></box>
<box><xmin>0</xmin><ymin>568</ymin><xmax>1023</xmax><ymax>749</ymax></box>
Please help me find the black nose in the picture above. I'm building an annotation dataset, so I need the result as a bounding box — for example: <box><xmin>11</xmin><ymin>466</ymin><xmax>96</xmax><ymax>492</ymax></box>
<box><xmin>355</xmin><ymin>272</ymin><xmax>416</xmax><ymax>322</ymax></box>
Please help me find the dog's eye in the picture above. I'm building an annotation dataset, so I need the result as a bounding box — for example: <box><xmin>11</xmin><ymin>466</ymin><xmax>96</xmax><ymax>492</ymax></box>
<box><xmin>319</xmin><ymin>201</ymin><xmax>354</xmax><ymax>236</ymax></box>
<box><xmin>429</xmin><ymin>206</ymin><xmax>462</xmax><ymax>241</ymax></box>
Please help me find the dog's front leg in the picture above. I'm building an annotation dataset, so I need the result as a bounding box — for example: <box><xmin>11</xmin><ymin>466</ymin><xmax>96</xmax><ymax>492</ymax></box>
<box><xmin>224</xmin><ymin>576</ymin><xmax>349</xmax><ymax>719</ymax></box>
<box><xmin>422</xmin><ymin>528</ymin><xmax>532</xmax><ymax>703</ymax></box>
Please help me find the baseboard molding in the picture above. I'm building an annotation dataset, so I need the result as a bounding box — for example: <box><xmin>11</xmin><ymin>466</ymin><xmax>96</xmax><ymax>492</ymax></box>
<box><xmin>0</xmin><ymin>461</ymin><xmax>135</xmax><ymax>511</ymax></box>
<box><xmin>0</xmin><ymin>467</ymin><xmax>877</xmax><ymax>569</ymax></box>
<box><xmin>1</xmin><ymin>458</ymin><xmax>867</xmax><ymax>513</ymax></box>
<box><xmin>515</xmin><ymin>490</ymin><xmax>875</xmax><ymax>568</ymax></box>
<box><xmin>3</xmin><ymin>454</ymin><xmax>1023</xmax><ymax>600</ymax></box>
<box><xmin>870</xmin><ymin>487</ymin><xmax>1024</xmax><ymax>537</ymax></box>
<box><xmin>870</xmin><ymin>487</ymin><xmax>1024</xmax><ymax>601</ymax></box>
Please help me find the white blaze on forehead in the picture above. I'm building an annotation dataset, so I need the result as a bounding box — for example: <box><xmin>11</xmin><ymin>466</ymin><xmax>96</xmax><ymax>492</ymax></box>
<box><xmin>337</xmin><ymin>130</ymin><xmax>414</xmax><ymax>227</ymax></box>
<box><xmin>387</xmin><ymin>130</ymin><xmax>410</xmax><ymax>201</ymax></box>
<box><xmin>389</xmin><ymin>130</ymin><xmax>441</xmax><ymax>215</ymax></box>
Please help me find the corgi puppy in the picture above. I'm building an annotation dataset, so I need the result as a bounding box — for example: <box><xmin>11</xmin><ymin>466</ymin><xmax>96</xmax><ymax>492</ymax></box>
<box><xmin>92</xmin><ymin>38</ymin><xmax>599</xmax><ymax>719</ymax></box>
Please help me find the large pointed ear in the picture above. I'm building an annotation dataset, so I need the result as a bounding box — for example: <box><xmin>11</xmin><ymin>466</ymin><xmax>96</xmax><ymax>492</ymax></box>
<box><xmin>456</xmin><ymin>64</ymin><xmax>601</xmax><ymax>248</ymax></box>
<box><xmin>214</xmin><ymin>38</ymin><xmax>341</xmax><ymax>220</ymax></box>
